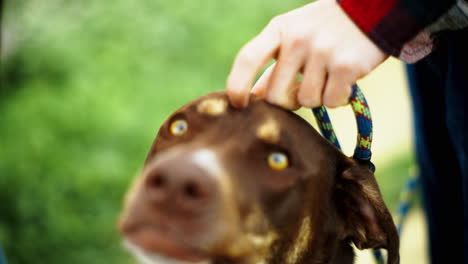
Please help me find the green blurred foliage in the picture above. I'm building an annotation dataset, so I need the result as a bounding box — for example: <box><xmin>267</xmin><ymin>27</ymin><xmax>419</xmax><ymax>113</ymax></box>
<box><xmin>0</xmin><ymin>0</ymin><xmax>414</xmax><ymax>264</ymax></box>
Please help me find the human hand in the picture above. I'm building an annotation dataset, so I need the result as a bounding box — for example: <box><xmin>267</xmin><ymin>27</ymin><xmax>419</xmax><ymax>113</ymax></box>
<box><xmin>226</xmin><ymin>0</ymin><xmax>388</xmax><ymax>110</ymax></box>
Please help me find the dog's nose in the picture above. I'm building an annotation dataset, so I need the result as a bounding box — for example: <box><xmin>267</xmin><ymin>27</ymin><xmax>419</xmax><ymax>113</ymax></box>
<box><xmin>143</xmin><ymin>154</ymin><xmax>217</xmax><ymax>213</ymax></box>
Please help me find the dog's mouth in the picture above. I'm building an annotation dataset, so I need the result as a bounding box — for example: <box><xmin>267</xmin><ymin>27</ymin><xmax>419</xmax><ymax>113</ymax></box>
<box><xmin>124</xmin><ymin>225</ymin><xmax>210</xmax><ymax>263</ymax></box>
<box><xmin>125</xmin><ymin>240</ymin><xmax>212</xmax><ymax>264</ymax></box>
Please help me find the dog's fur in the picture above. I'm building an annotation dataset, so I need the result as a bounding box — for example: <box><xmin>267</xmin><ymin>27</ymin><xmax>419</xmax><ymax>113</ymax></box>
<box><xmin>118</xmin><ymin>91</ymin><xmax>399</xmax><ymax>264</ymax></box>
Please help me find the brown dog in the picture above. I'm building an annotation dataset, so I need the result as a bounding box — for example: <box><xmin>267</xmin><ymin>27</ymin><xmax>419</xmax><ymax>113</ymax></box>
<box><xmin>118</xmin><ymin>91</ymin><xmax>399</xmax><ymax>264</ymax></box>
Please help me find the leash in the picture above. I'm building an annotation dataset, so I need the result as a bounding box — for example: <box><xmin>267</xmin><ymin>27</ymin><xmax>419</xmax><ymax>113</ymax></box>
<box><xmin>312</xmin><ymin>85</ymin><xmax>374</xmax><ymax>170</ymax></box>
<box><xmin>311</xmin><ymin>85</ymin><xmax>418</xmax><ymax>264</ymax></box>
<box><xmin>393</xmin><ymin>172</ymin><xmax>419</xmax><ymax>235</ymax></box>
<box><xmin>0</xmin><ymin>246</ymin><xmax>6</xmax><ymax>264</ymax></box>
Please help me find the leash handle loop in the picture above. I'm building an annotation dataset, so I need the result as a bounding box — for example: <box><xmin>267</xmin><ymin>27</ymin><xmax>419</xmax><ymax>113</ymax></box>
<box><xmin>312</xmin><ymin>84</ymin><xmax>381</xmax><ymax>262</ymax></box>
<box><xmin>312</xmin><ymin>85</ymin><xmax>374</xmax><ymax>169</ymax></box>
<box><xmin>349</xmin><ymin>85</ymin><xmax>373</xmax><ymax>161</ymax></box>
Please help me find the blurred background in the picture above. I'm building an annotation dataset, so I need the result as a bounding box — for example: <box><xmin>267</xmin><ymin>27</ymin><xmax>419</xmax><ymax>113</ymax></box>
<box><xmin>0</xmin><ymin>0</ymin><xmax>425</xmax><ymax>263</ymax></box>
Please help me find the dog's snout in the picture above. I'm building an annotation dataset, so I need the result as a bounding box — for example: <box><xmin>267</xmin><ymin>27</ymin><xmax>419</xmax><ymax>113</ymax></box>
<box><xmin>143</xmin><ymin>154</ymin><xmax>218</xmax><ymax>213</ymax></box>
<box><xmin>145</xmin><ymin>169</ymin><xmax>209</xmax><ymax>202</ymax></box>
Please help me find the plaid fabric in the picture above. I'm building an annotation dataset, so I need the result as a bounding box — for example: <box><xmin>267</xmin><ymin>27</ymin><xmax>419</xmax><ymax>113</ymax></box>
<box><xmin>337</xmin><ymin>0</ymin><xmax>468</xmax><ymax>63</ymax></box>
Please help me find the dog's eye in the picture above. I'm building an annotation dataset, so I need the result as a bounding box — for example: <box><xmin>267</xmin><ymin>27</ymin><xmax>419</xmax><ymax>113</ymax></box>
<box><xmin>267</xmin><ymin>152</ymin><xmax>289</xmax><ymax>171</ymax></box>
<box><xmin>170</xmin><ymin>119</ymin><xmax>188</xmax><ymax>136</ymax></box>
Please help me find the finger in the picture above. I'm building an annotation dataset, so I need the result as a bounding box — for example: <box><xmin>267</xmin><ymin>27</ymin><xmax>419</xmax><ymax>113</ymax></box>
<box><xmin>322</xmin><ymin>66</ymin><xmax>353</xmax><ymax>108</ymax></box>
<box><xmin>265</xmin><ymin>40</ymin><xmax>306</xmax><ymax>109</ymax></box>
<box><xmin>251</xmin><ymin>63</ymin><xmax>276</xmax><ymax>98</ymax></box>
<box><xmin>270</xmin><ymin>81</ymin><xmax>301</xmax><ymax>110</ymax></box>
<box><xmin>297</xmin><ymin>51</ymin><xmax>328</xmax><ymax>108</ymax></box>
<box><xmin>226</xmin><ymin>25</ymin><xmax>280</xmax><ymax>108</ymax></box>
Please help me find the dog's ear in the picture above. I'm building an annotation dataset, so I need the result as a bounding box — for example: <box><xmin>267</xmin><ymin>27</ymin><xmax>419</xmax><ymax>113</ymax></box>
<box><xmin>334</xmin><ymin>161</ymin><xmax>399</xmax><ymax>264</ymax></box>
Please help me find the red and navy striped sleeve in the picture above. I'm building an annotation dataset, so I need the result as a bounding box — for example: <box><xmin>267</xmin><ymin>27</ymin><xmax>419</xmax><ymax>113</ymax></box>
<box><xmin>337</xmin><ymin>0</ymin><xmax>468</xmax><ymax>62</ymax></box>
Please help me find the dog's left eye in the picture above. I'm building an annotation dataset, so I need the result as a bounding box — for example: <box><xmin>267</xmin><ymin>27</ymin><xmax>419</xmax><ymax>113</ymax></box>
<box><xmin>267</xmin><ymin>152</ymin><xmax>289</xmax><ymax>171</ymax></box>
<box><xmin>170</xmin><ymin>119</ymin><xmax>188</xmax><ymax>136</ymax></box>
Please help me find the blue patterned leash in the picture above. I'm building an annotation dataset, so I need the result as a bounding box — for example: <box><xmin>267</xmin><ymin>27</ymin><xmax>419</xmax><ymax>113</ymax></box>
<box><xmin>0</xmin><ymin>246</ymin><xmax>7</xmax><ymax>264</ymax></box>
<box><xmin>393</xmin><ymin>171</ymin><xmax>419</xmax><ymax>235</ymax></box>
<box><xmin>312</xmin><ymin>85</ymin><xmax>419</xmax><ymax>264</ymax></box>
<box><xmin>312</xmin><ymin>85</ymin><xmax>374</xmax><ymax>167</ymax></box>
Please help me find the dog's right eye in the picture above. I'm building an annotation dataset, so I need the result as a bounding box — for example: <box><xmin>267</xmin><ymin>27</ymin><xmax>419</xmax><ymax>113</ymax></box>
<box><xmin>267</xmin><ymin>152</ymin><xmax>289</xmax><ymax>171</ymax></box>
<box><xmin>170</xmin><ymin>119</ymin><xmax>188</xmax><ymax>136</ymax></box>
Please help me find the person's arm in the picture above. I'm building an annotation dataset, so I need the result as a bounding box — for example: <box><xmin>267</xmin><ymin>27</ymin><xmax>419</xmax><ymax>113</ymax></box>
<box><xmin>338</xmin><ymin>0</ymin><xmax>468</xmax><ymax>62</ymax></box>
<box><xmin>226</xmin><ymin>0</ymin><xmax>468</xmax><ymax>110</ymax></box>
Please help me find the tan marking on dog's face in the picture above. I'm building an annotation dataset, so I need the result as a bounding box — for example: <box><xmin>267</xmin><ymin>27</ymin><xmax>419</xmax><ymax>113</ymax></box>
<box><xmin>243</xmin><ymin>205</ymin><xmax>278</xmax><ymax>254</ymax></box>
<box><xmin>286</xmin><ymin>215</ymin><xmax>312</xmax><ymax>264</ymax></box>
<box><xmin>197</xmin><ymin>98</ymin><xmax>228</xmax><ymax>116</ymax></box>
<box><xmin>256</xmin><ymin>118</ymin><xmax>281</xmax><ymax>144</ymax></box>
<box><xmin>246</xmin><ymin>232</ymin><xmax>278</xmax><ymax>249</ymax></box>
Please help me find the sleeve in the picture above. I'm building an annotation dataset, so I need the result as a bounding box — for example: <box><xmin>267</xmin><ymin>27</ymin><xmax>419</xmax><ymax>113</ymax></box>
<box><xmin>337</xmin><ymin>0</ymin><xmax>468</xmax><ymax>63</ymax></box>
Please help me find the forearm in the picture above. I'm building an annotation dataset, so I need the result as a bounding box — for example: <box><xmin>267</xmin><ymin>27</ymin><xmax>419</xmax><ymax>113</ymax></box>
<box><xmin>338</xmin><ymin>0</ymin><xmax>468</xmax><ymax>62</ymax></box>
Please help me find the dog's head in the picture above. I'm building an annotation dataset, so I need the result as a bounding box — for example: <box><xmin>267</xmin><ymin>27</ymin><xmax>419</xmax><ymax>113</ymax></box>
<box><xmin>118</xmin><ymin>91</ymin><xmax>399</xmax><ymax>264</ymax></box>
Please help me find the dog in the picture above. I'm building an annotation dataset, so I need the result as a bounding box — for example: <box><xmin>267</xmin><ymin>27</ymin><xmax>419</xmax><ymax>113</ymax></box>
<box><xmin>118</xmin><ymin>91</ymin><xmax>399</xmax><ymax>264</ymax></box>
